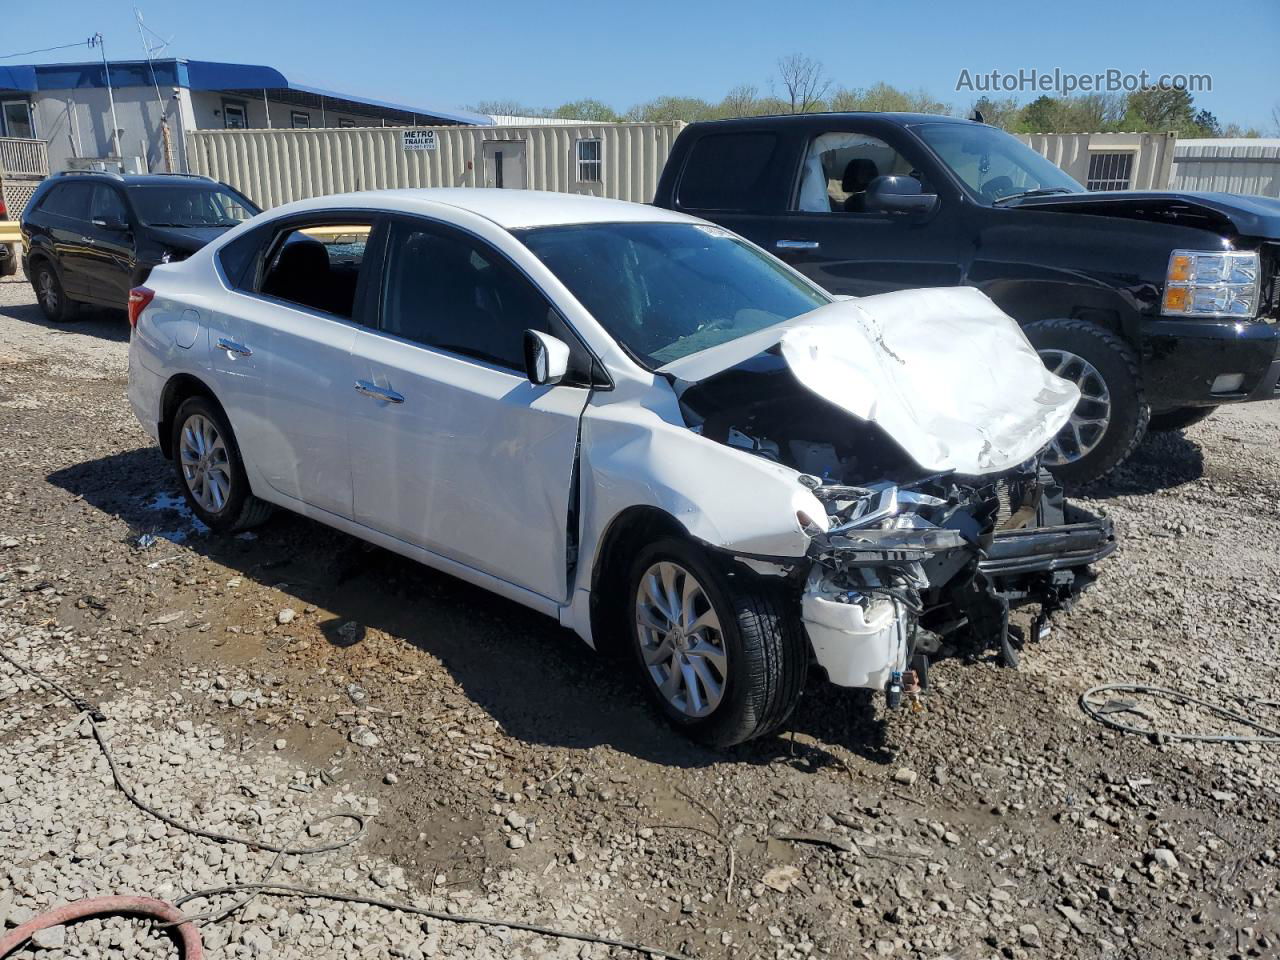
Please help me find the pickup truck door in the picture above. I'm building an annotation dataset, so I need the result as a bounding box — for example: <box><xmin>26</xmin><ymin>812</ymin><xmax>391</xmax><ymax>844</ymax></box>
<box><xmin>765</xmin><ymin>122</ymin><xmax>966</xmax><ymax>296</ymax></box>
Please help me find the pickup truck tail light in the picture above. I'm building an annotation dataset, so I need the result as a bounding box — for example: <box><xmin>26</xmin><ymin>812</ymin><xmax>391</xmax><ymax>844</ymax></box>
<box><xmin>128</xmin><ymin>286</ymin><xmax>155</xmax><ymax>328</ymax></box>
<box><xmin>1162</xmin><ymin>249</ymin><xmax>1260</xmax><ymax>319</ymax></box>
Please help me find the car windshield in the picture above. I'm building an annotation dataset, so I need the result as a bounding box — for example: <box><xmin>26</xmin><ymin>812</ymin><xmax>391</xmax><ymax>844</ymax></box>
<box><xmin>127</xmin><ymin>184</ymin><xmax>259</xmax><ymax>228</ymax></box>
<box><xmin>516</xmin><ymin>222</ymin><xmax>830</xmax><ymax>368</ymax></box>
<box><xmin>915</xmin><ymin>122</ymin><xmax>1084</xmax><ymax>204</ymax></box>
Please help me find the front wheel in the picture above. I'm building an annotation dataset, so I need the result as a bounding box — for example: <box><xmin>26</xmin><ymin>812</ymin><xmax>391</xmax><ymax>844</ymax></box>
<box><xmin>626</xmin><ymin>537</ymin><xmax>807</xmax><ymax>747</ymax></box>
<box><xmin>1025</xmin><ymin>318</ymin><xmax>1150</xmax><ymax>486</ymax></box>
<box><xmin>171</xmin><ymin>396</ymin><xmax>273</xmax><ymax>534</ymax></box>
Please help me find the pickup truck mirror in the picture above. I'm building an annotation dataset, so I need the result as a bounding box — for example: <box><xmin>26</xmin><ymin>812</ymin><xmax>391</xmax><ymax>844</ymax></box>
<box><xmin>864</xmin><ymin>176</ymin><xmax>939</xmax><ymax>216</ymax></box>
<box><xmin>523</xmin><ymin>329</ymin><xmax>570</xmax><ymax>386</ymax></box>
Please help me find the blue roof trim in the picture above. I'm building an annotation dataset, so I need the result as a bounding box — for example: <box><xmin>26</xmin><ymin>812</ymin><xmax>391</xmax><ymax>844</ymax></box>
<box><xmin>3</xmin><ymin>57</ymin><xmax>492</xmax><ymax>126</ymax></box>
<box><xmin>0</xmin><ymin>65</ymin><xmax>37</xmax><ymax>92</ymax></box>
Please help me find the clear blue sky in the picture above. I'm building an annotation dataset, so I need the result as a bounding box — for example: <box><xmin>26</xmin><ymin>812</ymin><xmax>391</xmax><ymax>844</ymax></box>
<box><xmin>5</xmin><ymin>0</ymin><xmax>1278</xmax><ymax>129</ymax></box>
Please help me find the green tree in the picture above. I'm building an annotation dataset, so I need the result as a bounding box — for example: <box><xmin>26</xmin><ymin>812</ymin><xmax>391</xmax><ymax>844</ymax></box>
<box><xmin>551</xmin><ymin>99</ymin><xmax>620</xmax><ymax>122</ymax></box>
<box><xmin>625</xmin><ymin>96</ymin><xmax>716</xmax><ymax>122</ymax></box>
<box><xmin>970</xmin><ymin>96</ymin><xmax>1022</xmax><ymax>129</ymax></box>
<box><xmin>1122</xmin><ymin>85</ymin><xmax>1197</xmax><ymax>133</ymax></box>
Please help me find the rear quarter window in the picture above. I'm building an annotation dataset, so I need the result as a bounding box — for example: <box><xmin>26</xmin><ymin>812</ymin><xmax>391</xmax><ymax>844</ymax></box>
<box><xmin>217</xmin><ymin>227</ymin><xmax>268</xmax><ymax>290</ymax></box>
<box><xmin>677</xmin><ymin>133</ymin><xmax>779</xmax><ymax>212</ymax></box>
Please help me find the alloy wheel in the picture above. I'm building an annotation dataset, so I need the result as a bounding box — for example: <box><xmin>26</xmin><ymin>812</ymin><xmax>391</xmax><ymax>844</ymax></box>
<box><xmin>38</xmin><ymin>271</ymin><xmax>58</xmax><ymax>312</ymax></box>
<box><xmin>634</xmin><ymin>561</ymin><xmax>728</xmax><ymax>718</ymax></box>
<box><xmin>1038</xmin><ymin>348</ymin><xmax>1112</xmax><ymax>465</ymax></box>
<box><xmin>179</xmin><ymin>413</ymin><xmax>232</xmax><ymax>513</ymax></box>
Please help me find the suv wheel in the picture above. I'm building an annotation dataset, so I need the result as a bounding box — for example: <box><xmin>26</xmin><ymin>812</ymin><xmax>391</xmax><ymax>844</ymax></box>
<box><xmin>171</xmin><ymin>396</ymin><xmax>274</xmax><ymax>533</ymax></box>
<box><xmin>626</xmin><ymin>536</ymin><xmax>806</xmax><ymax>747</ymax></box>
<box><xmin>32</xmin><ymin>262</ymin><xmax>73</xmax><ymax>323</ymax></box>
<box><xmin>1148</xmin><ymin>405</ymin><xmax>1217</xmax><ymax>432</ymax></box>
<box><xmin>1024</xmin><ymin>318</ymin><xmax>1150</xmax><ymax>486</ymax></box>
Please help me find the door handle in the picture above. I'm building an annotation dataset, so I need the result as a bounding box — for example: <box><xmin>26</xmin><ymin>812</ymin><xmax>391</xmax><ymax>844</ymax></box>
<box><xmin>776</xmin><ymin>239</ymin><xmax>820</xmax><ymax>250</ymax></box>
<box><xmin>216</xmin><ymin>337</ymin><xmax>252</xmax><ymax>357</ymax></box>
<box><xmin>354</xmin><ymin>380</ymin><xmax>404</xmax><ymax>404</ymax></box>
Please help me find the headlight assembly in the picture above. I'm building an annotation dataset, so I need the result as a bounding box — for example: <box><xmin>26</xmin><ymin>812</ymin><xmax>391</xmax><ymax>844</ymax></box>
<box><xmin>1162</xmin><ymin>249</ymin><xmax>1260</xmax><ymax>319</ymax></box>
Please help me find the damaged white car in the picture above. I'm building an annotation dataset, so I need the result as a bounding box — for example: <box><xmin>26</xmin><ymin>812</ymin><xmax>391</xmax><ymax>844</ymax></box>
<box><xmin>127</xmin><ymin>190</ymin><xmax>1115</xmax><ymax>746</ymax></box>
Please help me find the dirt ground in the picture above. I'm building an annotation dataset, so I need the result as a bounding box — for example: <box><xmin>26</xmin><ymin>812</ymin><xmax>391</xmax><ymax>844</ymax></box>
<box><xmin>1</xmin><ymin>265</ymin><xmax>1278</xmax><ymax>960</ymax></box>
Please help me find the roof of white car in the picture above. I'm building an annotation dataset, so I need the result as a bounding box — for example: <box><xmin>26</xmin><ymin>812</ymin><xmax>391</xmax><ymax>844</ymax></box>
<box><xmin>278</xmin><ymin>188</ymin><xmax>698</xmax><ymax>230</ymax></box>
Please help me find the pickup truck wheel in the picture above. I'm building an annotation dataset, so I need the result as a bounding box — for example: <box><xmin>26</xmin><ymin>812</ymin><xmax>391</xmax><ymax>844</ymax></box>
<box><xmin>32</xmin><ymin>262</ymin><xmax>74</xmax><ymax>323</ymax></box>
<box><xmin>1024</xmin><ymin>318</ymin><xmax>1149</xmax><ymax>486</ymax></box>
<box><xmin>627</xmin><ymin>537</ymin><xmax>806</xmax><ymax>747</ymax></box>
<box><xmin>171</xmin><ymin>396</ymin><xmax>274</xmax><ymax>534</ymax></box>
<box><xmin>1148</xmin><ymin>406</ymin><xmax>1217</xmax><ymax>432</ymax></box>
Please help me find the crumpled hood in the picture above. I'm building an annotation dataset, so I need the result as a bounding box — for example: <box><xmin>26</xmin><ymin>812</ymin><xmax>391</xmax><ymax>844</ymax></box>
<box><xmin>661</xmin><ymin>286</ymin><xmax>1080</xmax><ymax>476</ymax></box>
<box><xmin>1007</xmin><ymin>190</ymin><xmax>1280</xmax><ymax>239</ymax></box>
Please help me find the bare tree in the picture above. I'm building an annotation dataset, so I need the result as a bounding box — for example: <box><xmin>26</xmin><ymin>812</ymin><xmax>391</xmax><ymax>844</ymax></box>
<box><xmin>1272</xmin><ymin>102</ymin><xmax>1280</xmax><ymax>136</ymax></box>
<box><xmin>720</xmin><ymin>83</ymin><xmax>761</xmax><ymax>117</ymax></box>
<box><xmin>776</xmin><ymin>54</ymin><xmax>830</xmax><ymax>114</ymax></box>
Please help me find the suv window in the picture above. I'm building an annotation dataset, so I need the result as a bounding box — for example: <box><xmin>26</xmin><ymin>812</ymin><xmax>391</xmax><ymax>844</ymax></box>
<box><xmin>796</xmin><ymin>133</ymin><xmax>921</xmax><ymax>213</ymax></box>
<box><xmin>89</xmin><ymin>185</ymin><xmax>128</xmax><ymax>224</ymax></box>
<box><xmin>380</xmin><ymin>220</ymin><xmax>553</xmax><ymax>371</ymax></box>
<box><xmin>677</xmin><ymin>133</ymin><xmax>778</xmax><ymax>212</ymax></box>
<box><xmin>258</xmin><ymin>222</ymin><xmax>373</xmax><ymax>319</ymax></box>
<box><xmin>40</xmin><ymin>182</ymin><xmax>92</xmax><ymax>220</ymax></box>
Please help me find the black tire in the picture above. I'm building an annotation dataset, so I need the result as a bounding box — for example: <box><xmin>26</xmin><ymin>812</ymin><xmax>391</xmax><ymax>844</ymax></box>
<box><xmin>1148</xmin><ymin>405</ymin><xmax>1217</xmax><ymax>432</ymax></box>
<box><xmin>1024</xmin><ymin>318</ymin><xmax>1150</xmax><ymax>486</ymax></box>
<box><xmin>625</xmin><ymin>536</ymin><xmax>807</xmax><ymax>747</ymax></box>
<box><xmin>170</xmin><ymin>395</ymin><xmax>273</xmax><ymax>534</ymax></box>
<box><xmin>31</xmin><ymin>261</ymin><xmax>74</xmax><ymax>323</ymax></box>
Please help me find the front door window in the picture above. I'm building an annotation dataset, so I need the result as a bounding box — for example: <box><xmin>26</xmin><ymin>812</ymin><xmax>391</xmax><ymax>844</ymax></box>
<box><xmin>796</xmin><ymin>132</ymin><xmax>921</xmax><ymax>213</ymax></box>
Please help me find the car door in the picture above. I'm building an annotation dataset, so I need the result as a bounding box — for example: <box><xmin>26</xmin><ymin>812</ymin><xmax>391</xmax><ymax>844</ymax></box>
<box><xmin>766</xmin><ymin>123</ymin><xmax>965</xmax><ymax>296</ymax></box>
<box><xmin>208</xmin><ymin>214</ymin><xmax>382</xmax><ymax>519</ymax></box>
<box><xmin>82</xmin><ymin>184</ymin><xmax>136</xmax><ymax>306</ymax></box>
<box><xmin>39</xmin><ymin>181</ymin><xmax>95</xmax><ymax>297</ymax></box>
<box><xmin>348</xmin><ymin>216</ymin><xmax>591</xmax><ymax>602</ymax></box>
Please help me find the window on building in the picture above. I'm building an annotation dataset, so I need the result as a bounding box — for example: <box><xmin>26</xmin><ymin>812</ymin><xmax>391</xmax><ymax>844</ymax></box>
<box><xmin>1086</xmin><ymin>152</ymin><xmax>1134</xmax><ymax>191</ymax></box>
<box><xmin>291</xmin><ymin>111</ymin><xmax>310</xmax><ymax>129</ymax></box>
<box><xmin>259</xmin><ymin>222</ymin><xmax>374</xmax><ymax>319</ymax></box>
<box><xmin>222</xmin><ymin>101</ymin><xmax>247</xmax><ymax>129</ymax></box>
<box><xmin>576</xmin><ymin>139</ymin><xmax>602</xmax><ymax>183</ymax></box>
<box><xmin>380</xmin><ymin>220</ymin><xmax>555</xmax><ymax>372</ymax></box>
<box><xmin>677</xmin><ymin>133</ymin><xmax>779</xmax><ymax>212</ymax></box>
<box><xmin>1</xmin><ymin>100</ymin><xmax>35</xmax><ymax>139</ymax></box>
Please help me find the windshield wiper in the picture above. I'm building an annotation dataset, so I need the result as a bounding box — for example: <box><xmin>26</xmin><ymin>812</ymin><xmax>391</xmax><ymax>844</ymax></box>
<box><xmin>992</xmin><ymin>187</ymin><xmax>1078</xmax><ymax>205</ymax></box>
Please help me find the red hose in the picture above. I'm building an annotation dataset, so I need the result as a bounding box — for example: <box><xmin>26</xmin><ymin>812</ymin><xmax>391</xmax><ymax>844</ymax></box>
<box><xmin>0</xmin><ymin>897</ymin><xmax>202</xmax><ymax>959</ymax></box>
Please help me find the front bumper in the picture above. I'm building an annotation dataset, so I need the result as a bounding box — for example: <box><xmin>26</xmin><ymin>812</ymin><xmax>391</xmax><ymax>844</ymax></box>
<box><xmin>1142</xmin><ymin>318</ymin><xmax>1280</xmax><ymax>410</ymax></box>
<box><xmin>981</xmin><ymin>510</ymin><xmax>1116</xmax><ymax>577</ymax></box>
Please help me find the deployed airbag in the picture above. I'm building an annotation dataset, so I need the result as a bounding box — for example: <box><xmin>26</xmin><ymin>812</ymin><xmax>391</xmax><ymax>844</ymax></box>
<box><xmin>662</xmin><ymin>287</ymin><xmax>1079</xmax><ymax>476</ymax></box>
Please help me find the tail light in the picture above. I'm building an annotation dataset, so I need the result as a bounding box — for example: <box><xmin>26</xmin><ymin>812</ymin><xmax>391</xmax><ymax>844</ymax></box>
<box><xmin>128</xmin><ymin>286</ymin><xmax>155</xmax><ymax>328</ymax></box>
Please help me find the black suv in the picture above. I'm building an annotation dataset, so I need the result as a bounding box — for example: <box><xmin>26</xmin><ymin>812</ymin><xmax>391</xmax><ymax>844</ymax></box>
<box><xmin>21</xmin><ymin>171</ymin><xmax>260</xmax><ymax>322</ymax></box>
<box><xmin>654</xmin><ymin>114</ymin><xmax>1280</xmax><ymax>483</ymax></box>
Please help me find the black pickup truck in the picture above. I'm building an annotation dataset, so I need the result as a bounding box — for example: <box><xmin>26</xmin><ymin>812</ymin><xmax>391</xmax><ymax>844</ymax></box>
<box><xmin>653</xmin><ymin>113</ymin><xmax>1280</xmax><ymax>483</ymax></box>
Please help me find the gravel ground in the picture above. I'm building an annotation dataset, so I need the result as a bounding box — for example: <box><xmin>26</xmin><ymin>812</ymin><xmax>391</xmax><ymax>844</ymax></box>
<box><xmin>0</xmin><ymin>265</ymin><xmax>1278</xmax><ymax>960</ymax></box>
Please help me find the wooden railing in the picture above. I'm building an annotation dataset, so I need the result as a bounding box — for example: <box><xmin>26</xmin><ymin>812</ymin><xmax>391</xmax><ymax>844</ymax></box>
<box><xmin>0</xmin><ymin>138</ymin><xmax>49</xmax><ymax>178</ymax></box>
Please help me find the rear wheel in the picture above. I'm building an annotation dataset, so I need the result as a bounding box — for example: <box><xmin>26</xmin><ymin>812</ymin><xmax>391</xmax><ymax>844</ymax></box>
<box><xmin>32</xmin><ymin>262</ymin><xmax>73</xmax><ymax>323</ymax></box>
<box><xmin>1025</xmin><ymin>318</ymin><xmax>1149</xmax><ymax>486</ymax></box>
<box><xmin>626</xmin><ymin>536</ymin><xmax>806</xmax><ymax>747</ymax></box>
<box><xmin>1148</xmin><ymin>405</ymin><xmax>1217</xmax><ymax>432</ymax></box>
<box><xmin>171</xmin><ymin>396</ymin><xmax>273</xmax><ymax>533</ymax></box>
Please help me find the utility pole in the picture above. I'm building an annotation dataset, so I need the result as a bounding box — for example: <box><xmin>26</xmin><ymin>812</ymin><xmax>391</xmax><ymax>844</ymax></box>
<box><xmin>89</xmin><ymin>33</ymin><xmax>122</xmax><ymax>160</ymax></box>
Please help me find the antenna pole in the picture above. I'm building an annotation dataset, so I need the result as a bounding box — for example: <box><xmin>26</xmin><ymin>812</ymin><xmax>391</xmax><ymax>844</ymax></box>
<box><xmin>91</xmin><ymin>33</ymin><xmax>122</xmax><ymax>160</ymax></box>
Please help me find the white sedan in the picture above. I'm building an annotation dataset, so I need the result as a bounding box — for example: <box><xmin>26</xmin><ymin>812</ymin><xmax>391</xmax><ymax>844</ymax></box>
<box><xmin>127</xmin><ymin>189</ymin><xmax>1114</xmax><ymax>746</ymax></box>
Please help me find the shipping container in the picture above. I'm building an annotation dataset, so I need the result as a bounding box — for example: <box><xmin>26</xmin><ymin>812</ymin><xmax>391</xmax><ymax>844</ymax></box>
<box><xmin>1171</xmin><ymin>139</ymin><xmax>1280</xmax><ymax>198</ymax></box>
<box><xmin>187</xmin><ymin>122</ymin><xmax>686</xmax><ymax>208</ymax></box>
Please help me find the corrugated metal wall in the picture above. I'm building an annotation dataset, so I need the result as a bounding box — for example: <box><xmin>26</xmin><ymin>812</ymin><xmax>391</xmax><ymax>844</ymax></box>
<box><xmin>188</xmin><ymin>122</ymin><xmax>684</xmax><ymax>208</ymax></box>
<box><xmin>1017</xmin><ymin>132</ymin><xmax>1176</xmax><ymax>190</ymax></box>
<box><xmin>1171</xmin><ymin>140</ymin><xmax>1280</xmax><ymax>198</ymax></box>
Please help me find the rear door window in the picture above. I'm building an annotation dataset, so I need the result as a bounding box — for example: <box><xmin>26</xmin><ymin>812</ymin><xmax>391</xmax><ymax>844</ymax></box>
<box><xmin>677</xmin><ymin>133</ymin><xmax>779</xmax><ymax>212</ymax></box>
<box><xmin>257</xmin><ymin>221</ymin><xmax>375</xmax><ymax>320</ymax></box>
<box><xmin>40</xmin><ymin>183</ymin><xmax>92</xmax><ymax>221</ymax></box>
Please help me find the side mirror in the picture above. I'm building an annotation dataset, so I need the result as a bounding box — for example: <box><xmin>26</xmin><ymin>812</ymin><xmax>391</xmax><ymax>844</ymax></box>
<box><xmin>523</xmin><ymin>329</ymin><xmax>570</xmax><ymax>386</ymax></box>
<box><xmin>864</xmin><ymin>176</ymin><xmax>939</xmax><ymax>216</ymax></box>
<box><xmin>93</xmin><ymin>217</ymin><xmax>129</xmax><ymax>232</ymax></box>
